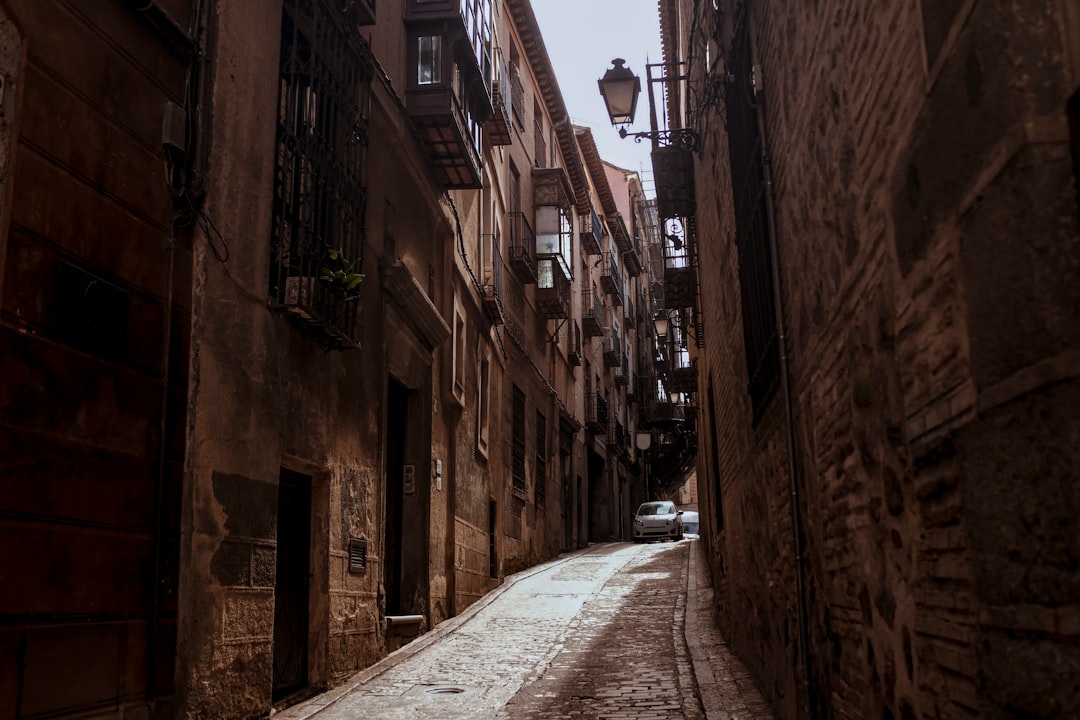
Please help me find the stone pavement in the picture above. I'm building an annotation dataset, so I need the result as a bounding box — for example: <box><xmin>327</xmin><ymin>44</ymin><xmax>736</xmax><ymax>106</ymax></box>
<box><xmin>275</xmin><ymin>540</ymin><xmax>774</xmax><ymax>720</ymax></box>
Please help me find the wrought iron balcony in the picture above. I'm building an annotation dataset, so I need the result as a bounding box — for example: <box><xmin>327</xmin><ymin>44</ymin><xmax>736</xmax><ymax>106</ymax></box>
<box><xmin>582</xmin><ymin>288</ymin><xmax>604</xmax><ymax>338</ymax></box>
<box><xmin>663</xmin><ymin>264</ymin><xmax>697</xmax><ymax>308</ymax></box>
<box><xmin>580</xmin><ymin>209</ymin><xmax>603</xmax><ymax>256</ymax></box>
<box><xmin>651</xmin><ymin>145</ymin><xmax>696</xmax><ymax>220</ymax></box>
<box><xmin>487</xmin><ymin>47</ymin><xmax>512</xmax><ymax>145</ymax></box>
<box><xmin>614</xmin><ymin>361</ymin><xmax>628</xmax><ymax>386</ymax></box>
<box><xmin>568</xmin><ymin>323</ymin><xmax>583</xmax><ymax>367</ymax></box>
<box><xmin>481</xmin><ymin>237</ymin><xmax>505</xmax><ymax>325</ymax></box>
<box><xmin>607</xmin><ymin>212</ymin><xmax>633</xmax><ymax>253</ymax></box>
<box><xmin>623</xmin><ymin>235</ymin><xmax>644</xmax><ymax>278</ymax></box>
<box><xmin>608</xmin><ymin>417</ymin><xmax>626</xmax><ymax>457</ymax></box>
<box><xmin>404</xmin><ymin>0</ymin><xmax>494</xmax><ymax>119</ymax></box>
<box><xmin>407</xmin><ymin>83</ymin><xmax>484</xmax><ymax>188</ymax></box>
<box><xmin>536</xmin><ymin>256</ymin><xmax>571</xmax><ymax>319</ymax></box>
<box><xmin>624</xmin><ymin>297</ymin><xmax>636</xmax><ymax>327</ymax></box>
<box><xmin>603</xmin><ymin>330</ymin><xmax>623</xmax><ymax>368</ymax></box>
<box><xmin>510</xmin><ymin>62</ymin><xmax>525</xmax><ymax>128</ymax></box>
<box><xmin>601</xmin><ymin>250</ymin><xmax>623</xmax><ymax>305</ymax></box>
<box><xmin>508</xmin><ymin>211</ymin><xmax>537</xmax><ymax>284</ymax></box>
<box><xmin>585</xmin><ymin>391</ymin><xmax>609</xmax><ymax>434</ymax></box>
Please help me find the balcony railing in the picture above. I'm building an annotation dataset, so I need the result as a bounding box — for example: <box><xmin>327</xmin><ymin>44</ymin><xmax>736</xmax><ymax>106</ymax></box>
<box><xmin>580</xmin><ymin>209</ymin><xmax>603</xmax><ymax>256</ymax></box>
<box><xmin>608</xmin><ymin>417</ymin><xmax>626</xmax><ymax>457</ymax></box>
<box><xmin>481</xmin><ymin>237</ymin><xmax>505</xmax><ymax>325</ymax></box>
<box><xmin>601</xmin><ymin>250</ymin><xmax>623</xmax><ymax>305</ymax></box>
<box><xmin>582</xmin><ymin>288</ymin><xmax>604</xmax><ymax>338</ymax></box>
<box><xmin>603</xmin><ymin>329</ymin><xmax>623</xmax><ymax>368</ymax></box>
<box><xmin>614</xmin><ymin>361</ymin><xmax>628</xmax><ymax>386</ymax></box>
<box><xmin>510</xmin><ymin>62</ymin><xmax>525</xmax><ymax>128</ymax></box>
<box><xmin>568</xmin><ymin>323</ymin><xmax>582</xmax><ymax>366</ymax></box>
<box><xmin>623</xmin><ymin>234</ymin><xmax>644</xmax><ymax>277</ymax></box>
<box><xmin>487</xmin><ymin>47</ymin><xmax>512</xmax><ymax>145</ymax></box>
<box><xmin>585</xmin><ymin>391</ymin><xmax>609</xmax><ymax>433</ymax></box>
<box><xmin>624</xmin><ymin>297</ymin><xmax>636</xmax><ymax>327</ymax></box>
<box><xmin>536</xmin><ymin>255</ymin><xmax>570</xmax><ymax>319</ymax></box>
<box><xmin>508</xmin><ymin>211</ymin><xmax>536</xmax><ymax>284</ymax></box>
<box><xmin>607</xmin><ymin>212</ymin><xmax>633</xmax><ymax>253</ymax></box>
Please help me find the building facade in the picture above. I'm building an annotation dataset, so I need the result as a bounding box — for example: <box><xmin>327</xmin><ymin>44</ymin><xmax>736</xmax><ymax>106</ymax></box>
<box><xmin>0</xmin><ymin>1</ymin><xmax>666</xmax><ymax>718</ymax></box>
<box><xmin>661</xmin><ymin>0</ymin><xmax>1080</xmax><ymax>718</ymax></box>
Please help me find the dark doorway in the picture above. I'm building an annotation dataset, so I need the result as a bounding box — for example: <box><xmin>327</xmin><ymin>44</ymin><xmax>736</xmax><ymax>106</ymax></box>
<box><xmin>273</xmin><ymin>469</ymin><xmax>312</xmax><ymax>700</ymax></box>
<box><xmin>384</xmin><ymin>378</ymin><xmax>409</xmax><ymax>614</ymax></box>
<box><xmin>587</xmin><ymin>452</ymin><xmax>607</xmax><ymax>542</ymax></box>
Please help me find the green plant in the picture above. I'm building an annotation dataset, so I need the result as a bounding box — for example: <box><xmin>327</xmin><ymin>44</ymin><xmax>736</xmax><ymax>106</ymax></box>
<box><xmin>319</xmin><ymin>247</ymin><xmax>364</xmax><ymax>301</ymax></box>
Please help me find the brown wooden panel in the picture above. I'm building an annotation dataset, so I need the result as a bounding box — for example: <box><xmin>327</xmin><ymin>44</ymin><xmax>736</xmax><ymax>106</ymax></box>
<box><xmin>0</xmin><ymin>327</ymin><xmax>161</xmax><ymax>454</ymax></box>
<box><xmin>10</xmin><ymin>146</ymin><xmax>174</xmax><ymax>296</ymax></box>
<box><xmin>7</xmin><ymin>0</ymin><xmax>186</xmax><ymax>136</ymax></box>
<box><xmin>2</xmin><ymin>233</ymin><xmax>165</xmax><ymax>373</ymax></box>
<box><xmin>0</xmin><ymin>426</ymin><xmax>157</xmax><ymax>529</ymax></box>
<box><xmin>19</xmin><ymin>623</ymin><xmax>122</xmax><ymax>717</ymax></box>
<box><xmin>18</xmin><ymin>64</ymin><xmax>175</xmax><ymax>224</ymax></box>
<box><xmin>0</xmin><ymin>628</ymin><xmax>19</xmax><ymax>719</ymax></box>
<box><xmin>0</xmin><ymin>523</ymin><xmax>153</xmax><ymax>616</ymax></box>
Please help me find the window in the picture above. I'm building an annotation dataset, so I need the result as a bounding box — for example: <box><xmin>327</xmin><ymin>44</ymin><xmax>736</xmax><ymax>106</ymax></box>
<box><xmin>452</xmin><ymin>301</ymin><xmax>466</xmax><ymax>406</ymax></box>
<box><xmin>511</xmin><ymin>384</ymin><xmax>526</xmax><ymax>500</ymax></box>
<box><xmin>535</xmin><ymin>411</ymin><xmax>547</xmax><ymax>510</ymax></box>
<box><xmin>417</xmin><ymin>35</ymin><xmax>442</xmax><ymax>85</ymax></box>
<box><xmin>726</xmin><ymin>14</ymin><xmax>779</xmax><ymax>422</ymax></box>
<box><xmin>535</xmin><ymin>205</ymin><xmax>572</xmax><ymax>277</ymax></box>
<box><xmin>477</xmin><ymin>350</ymin><xmax>491</xmax><ymax>456</ymax></box>
<box><xmin>533</xmin><ymin>96</ymin><xmax>546</xmax><ymax>168</ymax></box>
<box><xmin>270</xmin><ymin>0</ymin><xmax>370</xmax><ymax>347</ymax></box>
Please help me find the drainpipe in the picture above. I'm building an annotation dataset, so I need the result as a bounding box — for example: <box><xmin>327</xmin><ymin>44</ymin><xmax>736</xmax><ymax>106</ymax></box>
<box><xmin>753</xmin><ymin>64</ymin><xmax>816</xmax><ymax>718</ymax></box>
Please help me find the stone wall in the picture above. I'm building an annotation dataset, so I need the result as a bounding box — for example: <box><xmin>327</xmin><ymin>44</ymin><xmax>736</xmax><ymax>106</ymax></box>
<box><xmin>691</xmin><ymin>0</ymin><xmax>1080</xmax><ymax>718</ymax></box>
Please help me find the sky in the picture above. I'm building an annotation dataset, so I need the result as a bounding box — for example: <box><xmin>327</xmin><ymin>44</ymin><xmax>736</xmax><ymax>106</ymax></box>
<box><xmin>531</xmin><ymin>0</ymin><xmax>664</xmax><ymax>192</ymax></box>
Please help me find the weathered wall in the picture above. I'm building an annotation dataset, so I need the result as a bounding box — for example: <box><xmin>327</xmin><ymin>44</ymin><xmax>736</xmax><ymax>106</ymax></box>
<box><xmin>692</xmin><ymin>0</ymin><xmax>1080</xmax><ymax>718</ymax></box>
<box><xmin>178</xmin><ymin>0</ymin><xmax>453</xmax><ymax>716</ymax></box>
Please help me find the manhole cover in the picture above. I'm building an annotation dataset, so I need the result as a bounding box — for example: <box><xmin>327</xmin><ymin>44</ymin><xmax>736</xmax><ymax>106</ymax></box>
<box><xmin>405</xmin><ymin>684</ymin><xmax>469</xmax><ymax>698</ymax></box>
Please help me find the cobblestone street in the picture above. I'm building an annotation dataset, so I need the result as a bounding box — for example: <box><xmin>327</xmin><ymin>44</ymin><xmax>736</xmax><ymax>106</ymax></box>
<box><xmin>276</xmin><ymin>540</ymin><xmax>772</xmax><ymax>720</ymax></box>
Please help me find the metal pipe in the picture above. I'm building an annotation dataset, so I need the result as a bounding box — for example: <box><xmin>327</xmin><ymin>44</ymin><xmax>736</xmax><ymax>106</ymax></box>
<box><xmin>754</xmin><ymin>67</ymin><xmax>816</xmax><ymax>718</ymax></box>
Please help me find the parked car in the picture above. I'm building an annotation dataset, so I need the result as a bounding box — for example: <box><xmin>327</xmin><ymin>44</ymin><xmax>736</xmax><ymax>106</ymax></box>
<box><xmin>633</xmin><ymin>501</ymin><xmax>684</xmax><ymax>542</ymax></box>
<box><xmin>680</xmin><ymin>510</ymin><xmax>700</xmax><ymax>538</ymax></box>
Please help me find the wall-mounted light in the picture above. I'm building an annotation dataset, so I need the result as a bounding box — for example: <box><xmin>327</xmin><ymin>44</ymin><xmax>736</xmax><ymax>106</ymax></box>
<box><xmin>653</xmin><ymin>312</ymin><xmax>670</xmax><ymax>339</ymax></box>
<box><xmin>597</xmin><ymin>59</ymin><xmax>699</xmax><ymax>151</ymax></box>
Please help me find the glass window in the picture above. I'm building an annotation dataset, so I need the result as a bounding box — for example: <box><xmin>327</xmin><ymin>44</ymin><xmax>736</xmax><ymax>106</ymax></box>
<box><xmin>418</xmin><ymin>35</ymin><xmax>442</xmax><ymax>85</ymax></box>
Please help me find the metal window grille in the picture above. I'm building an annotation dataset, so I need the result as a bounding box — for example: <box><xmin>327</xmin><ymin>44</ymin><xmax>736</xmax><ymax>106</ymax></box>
<box><xmin>726</xmin><ymin>11</ymin><xmax>779</xmax><ymax>422</ymax></box>
<box><xmin>511</xmin><ymin>385</ymin><xmax>527</xmax><ymax>500</ymax></box>
<box><xmin>535</xmin><ymin>411</ymin><xmax>547</xmax><ymax>509</ymax></box>
<box><xmin>270</xmin><ymin>0</ymin><xmax>370</xmax><ymax>349</ymax></box>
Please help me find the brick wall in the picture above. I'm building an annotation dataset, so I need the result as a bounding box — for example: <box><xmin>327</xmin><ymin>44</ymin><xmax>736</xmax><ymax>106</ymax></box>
<box><xmin>690</xmin><ymin>0</ymin><xmax>1080</xmax><ymax>718</ymax></box>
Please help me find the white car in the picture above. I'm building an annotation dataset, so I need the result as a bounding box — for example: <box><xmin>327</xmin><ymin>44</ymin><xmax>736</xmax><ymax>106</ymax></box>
<box><xmin>633</xmin><ymin>501</ymin><xmax>684</xmax><ymax>542</ymax></box>
<box><xmin>680</xmin><ymin>510</ymin><xmax>700</xmax><ymax>538</ymax></box>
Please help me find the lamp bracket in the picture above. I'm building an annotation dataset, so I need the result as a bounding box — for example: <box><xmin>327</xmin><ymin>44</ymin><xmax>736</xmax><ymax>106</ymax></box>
<box><xmin>617</xmin><ymin>126</ymin><xmax>700</xmax><ymax>152</ymax></box>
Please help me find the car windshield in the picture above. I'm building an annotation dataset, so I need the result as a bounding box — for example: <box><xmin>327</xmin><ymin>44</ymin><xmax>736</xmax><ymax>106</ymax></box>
<box><xmin>637</xmin><ymin>502</ymin><xmax>674</xmax><ymax>516</ymax></box>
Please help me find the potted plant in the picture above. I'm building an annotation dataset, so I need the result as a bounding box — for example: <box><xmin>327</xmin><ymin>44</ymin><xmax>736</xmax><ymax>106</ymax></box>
<box><xmin>319</xmin><ymin>247</ymin><xmax>364</xmax><ymax>301</ymax></box>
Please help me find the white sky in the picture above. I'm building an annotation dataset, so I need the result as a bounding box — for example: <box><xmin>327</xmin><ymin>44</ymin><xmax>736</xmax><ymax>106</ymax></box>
<box><xmin>531</xmin><ymin>0</ymin><xmax>664</xmax><ymax>193</ymax></box>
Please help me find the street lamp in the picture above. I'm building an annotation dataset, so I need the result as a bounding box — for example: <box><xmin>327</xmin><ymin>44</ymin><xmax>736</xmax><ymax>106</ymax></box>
<box><xmin>597</xmin><ymin>59</ymin><xmax>699</xmax><ymax>151</ymax></box>
<box><xmin>597</xmin><ymin>58</ymin><xmax>640</xmax><ymax>127</ymax></box>
<box><xmin>653</xmin><ymin>312</ymin><xmax>670</xmax><ymax>339</ymax></box>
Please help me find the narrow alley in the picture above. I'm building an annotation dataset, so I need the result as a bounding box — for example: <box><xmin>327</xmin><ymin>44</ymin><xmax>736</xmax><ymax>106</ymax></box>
<box><xmin>277</xmin><ymin>541</ymin><xmax>772</xmax><ymax>720</ymax></box>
